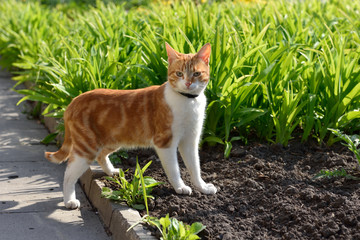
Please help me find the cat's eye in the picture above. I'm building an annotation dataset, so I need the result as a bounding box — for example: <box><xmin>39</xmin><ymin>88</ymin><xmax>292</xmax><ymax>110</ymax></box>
<box><xmin>176</xmin><ymin>71</ymin><xmax>183</xmax><ymax>77</ymax></box>
<box><xmin>193</xmin><ymin>72</ymin><xmax>201</xmax><ymax>77</ymax></box>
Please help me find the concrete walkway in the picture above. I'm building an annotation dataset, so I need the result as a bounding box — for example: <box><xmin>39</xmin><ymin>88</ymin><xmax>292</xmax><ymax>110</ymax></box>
<box><xmin>0</xmin><ymin>70</ymin><xmax>110</xmax><ymax>240</ymax></box>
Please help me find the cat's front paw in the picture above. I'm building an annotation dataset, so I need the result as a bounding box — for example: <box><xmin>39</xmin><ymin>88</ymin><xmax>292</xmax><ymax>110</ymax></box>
<box><xmin>197</xmin><ymin>183</ymin><xmax>217</xmax><ymax>195</ymax></box>
<box><xmin>175</xmin><ymin>185</ymin><xmax>192</xmax><ymax>195</ymax></box>
<box><xmin>110</xmin><ymin>168</ymin><xmax>120</xmax><ymax>175</ymax></box>
<box><xmin>104</xmin><ymin>168</ymin><xmax>119</xmax><ymax>176</ymax></box>
<box><xmin>65</xmin><ymin>199</ymin><xmax>80</xmax><ymax>209</ymax></box>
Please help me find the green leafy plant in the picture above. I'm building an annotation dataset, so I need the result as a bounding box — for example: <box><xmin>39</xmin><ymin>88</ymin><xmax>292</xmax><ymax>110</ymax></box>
<box><xmin>41</xmin><ymin>132</ymin><xmax>59</xmax><ymax>145</ymax></box>
<box><xmin>314</xmin><ymin>168</ymin><xmax>352</xmax><ymax>179</ymax></box>
<box><xmin>108</xmin><ymin>150</ymin><xmax>128</xmax><ymax>165</ymax></box>
<box><xmin>101</xmin><ymin>160</ymin><xmax>162</xmax><ymax>210</ymax></box>
<box><xmin>140</xmin><ymin>214</ymin><xmax>206</xmax><ymax>240</ymax></box>
<box><xmin>1</xmin><ymin>0</ymin><xmax>360</xmax><ymax>152</ymax></box>
<box><xmin>126</xmin><ymin>158</ymin><xmax>206</xmax><ymax>240</ymax></box>
<box><xmin>313</xmin><ymin>129</ymin><xmax>360</xmax><ymax>181</ymax></box>
<box><xmin>328</xmin><ymin>128</ymin><xmax>360</xmax><ymax>167</ymax></box>
<box><xmin>129</xmin><ymin>213</ymin><xmax>205</xmax><ymax>240</ymax></box>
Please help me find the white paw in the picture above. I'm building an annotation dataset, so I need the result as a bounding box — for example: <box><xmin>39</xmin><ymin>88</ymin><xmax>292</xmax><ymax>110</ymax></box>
<box><xmin>175</xmin><ymin>185</ymin><xmax>192</xmax><ymax>195</ymax></box>
<box><xmin>104</xmin><ymin>168</ymin><xmax>119</xmax><ymax>176</ymax></box>
<box><xmin>110</xmin><ymin>168</ymin><xmax>120</xmax><ymax>175</ymax></box>
<box><xmin>197</xmin><ymin>183</ymin><xmax>217</xmax><ymax>194</ymax></box>
<box><xmin>65</xmin><ymin>199</ymin><xmax>80</xmax><ymax>209</ymax></box>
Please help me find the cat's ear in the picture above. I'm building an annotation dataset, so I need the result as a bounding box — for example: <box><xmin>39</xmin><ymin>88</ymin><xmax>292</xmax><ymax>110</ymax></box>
<box><xmin>195</xmin><ymin>43</ymin><xmax>211</xmax><ymax>65</ymax></box>
<box><xmin>165</xmin><ymin>42</ymin><xmax>180</xmax><ymax>65</ymax></box>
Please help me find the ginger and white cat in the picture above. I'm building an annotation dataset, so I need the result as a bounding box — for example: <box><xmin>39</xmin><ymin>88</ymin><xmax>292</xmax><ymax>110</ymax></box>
<box><xmin>45</xmin><ymin>43</ymin><xmax>217</xmax><ymax>209</ymax></box>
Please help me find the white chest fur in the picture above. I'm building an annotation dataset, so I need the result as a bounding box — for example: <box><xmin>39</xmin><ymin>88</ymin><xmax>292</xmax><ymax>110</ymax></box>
<box><xmin>159</xmin><ymin>82</ymin><xmax>217</xmax><ymax>195</ymax></box>
<box><xmin>164</xmin><ymin>83</ymin><xmax>206</xmax><ymax>146</ymax></box>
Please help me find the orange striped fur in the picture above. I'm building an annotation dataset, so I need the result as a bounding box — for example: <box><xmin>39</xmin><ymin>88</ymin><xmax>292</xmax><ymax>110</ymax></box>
<box><xmin>45</xmin><ymin>84</ymin><xmax>172</xmax><ymax>164</ymax></box>
<box><xmin>45</xmin><ymin>43</ymin><xmax>217</xmax><ymax>209</ymax></box>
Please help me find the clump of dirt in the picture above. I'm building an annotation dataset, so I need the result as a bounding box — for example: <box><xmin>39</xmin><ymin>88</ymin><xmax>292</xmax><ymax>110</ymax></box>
<box><xmin>104</xmin><ymin>141</ymin><xmax>360</xmax><ymax>239</ymax></box>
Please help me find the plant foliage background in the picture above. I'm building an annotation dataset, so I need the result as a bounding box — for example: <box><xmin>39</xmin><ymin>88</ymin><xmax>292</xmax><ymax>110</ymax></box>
<box><xmin>1</xmin><ymin>0</ymin><xmax>360</xmax><ymax>151</ymax></box>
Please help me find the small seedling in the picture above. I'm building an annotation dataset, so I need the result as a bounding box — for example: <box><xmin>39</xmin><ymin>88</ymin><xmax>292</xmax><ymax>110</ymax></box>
<box><xmin>126</xmin><ymin>161</ymin><xmax>206</xmax><ymax>240</ymax></box>
<box><xmin>101</xmin><ymin>159</ymin><xmax>163</xmax><ymax>210</ymax></box>
<box><xmin>130</xmin><ymin>214</ymin><xmax>206</xmax><ymax>240</ymax></box>
<box><xmin>328</xmin><ymin>128</ymin><xmax>360</xmax><ymax>167</ymax></box>
<box><xmin>153</xmin><ymin>214</ymin><xmax>206</xmax><ymax>240</ymax></box>
<box><xmin>108</xmin><ymin>150</ymin><xmax>128</xmax><ymax>165</ymax></box>
<box><xmin>314</xmin><ymin>168</ymin><xmax>348</xmax><ymax>179</ymax></box>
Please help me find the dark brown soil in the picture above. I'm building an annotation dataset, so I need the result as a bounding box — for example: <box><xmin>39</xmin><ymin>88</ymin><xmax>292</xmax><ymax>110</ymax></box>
<box><xmin>104</xmin><ymin>141</ymin><xmax>360</xmax><ymax>240</ymax></box>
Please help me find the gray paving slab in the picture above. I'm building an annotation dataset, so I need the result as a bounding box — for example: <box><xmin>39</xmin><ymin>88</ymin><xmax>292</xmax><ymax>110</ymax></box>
<box><xmin>0</xmin><ymin>145</ymin><xmax>57</xmax><ymax>162</ymax></box>
<box><xmin>0</xmin><ymin>118</ymin><xmax>45</xmax><ymax>129</ymax></box>
<box><xmin>0</xmin><ymin>128</ymin><xmax>49</xmax><ymax>146</ymax></box>
<box><xmin>0</xmin><ymin>208</ymin><xmax>108</xmax><ymax>240</ymax></box>
<box><xmin>0</xmin><ymin>77</ymin><xmax>15</xmax><ymax>89</ymax></box>
<box><xmin>0</xmin><ymin>71</ymin><xmax>110</xmax><ymax>240</ymax></box>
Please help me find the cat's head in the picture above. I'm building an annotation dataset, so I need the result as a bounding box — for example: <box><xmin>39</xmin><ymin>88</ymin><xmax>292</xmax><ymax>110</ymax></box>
<box><xmin>166</xmin><ymin>43</ymin><xmax>211</xmax><ymax>97</ymax></box>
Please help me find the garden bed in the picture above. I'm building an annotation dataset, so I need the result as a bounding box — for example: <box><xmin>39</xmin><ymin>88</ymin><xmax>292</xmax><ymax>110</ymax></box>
<box><xmin>2</xmin><ymin>0</ymin><xmax>360</xmax><ymax>239</ymax></box>
<box><xmin>103</xmin><ymin>141</ymin><xmax>360</xmax><ymax>240</ymax></box>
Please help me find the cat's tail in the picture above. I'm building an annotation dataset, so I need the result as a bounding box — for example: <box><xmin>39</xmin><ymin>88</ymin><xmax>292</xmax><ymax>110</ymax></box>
<box><xmin>45</xmin><ymin>121</ymin><xmax>72</xmax><ymax>164</ymax></box>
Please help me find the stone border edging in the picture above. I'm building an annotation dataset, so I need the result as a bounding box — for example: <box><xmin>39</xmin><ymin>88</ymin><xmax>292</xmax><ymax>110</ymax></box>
<box><xmin>43</xmin><ymin>115</ymin><xmax>156</xmax><ymax>240</ymax></box>
<box><xmin>80</xmin><ymin>166</ymin><xmax>156</xmax><ymax>240</ymax></box>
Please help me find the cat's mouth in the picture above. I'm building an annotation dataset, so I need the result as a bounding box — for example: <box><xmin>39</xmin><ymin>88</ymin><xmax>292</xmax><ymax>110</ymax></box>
<box><xmin>168</xmin><ymin>80</ymin><xmax>205</xmax><ymax>98</ymax></box>
<box><xmin>181</xmin><ymin>81</ymin><xmax>207</xmax><ymax>94</ymax></box>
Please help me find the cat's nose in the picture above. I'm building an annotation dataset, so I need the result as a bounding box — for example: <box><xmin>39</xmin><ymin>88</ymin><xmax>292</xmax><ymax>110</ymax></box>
<box><xmin>185</xmin><ymin>82</ymin><xmax>192</xmax><ymax>88</ymax></box>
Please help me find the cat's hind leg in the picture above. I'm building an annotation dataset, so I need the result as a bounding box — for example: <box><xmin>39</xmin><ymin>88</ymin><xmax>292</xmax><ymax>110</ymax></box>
<box><xmin>155</xmin><ymin>146</ymin><xmax>192</xmax><ymax>195</ymax></box>
<box><xmin>63</xmin><ymin>153</ymin><xmax>91</xmax><ymax>209</ymax></box>
<box><xmin>96</xmin><ymin>147</ymin><xmax>119</xmax><ymax>176</ymax></box>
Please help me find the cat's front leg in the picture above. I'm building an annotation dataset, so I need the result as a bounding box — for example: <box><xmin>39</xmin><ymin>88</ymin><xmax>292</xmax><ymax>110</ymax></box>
<box><xmin>178</xmin><ymin>140</ymin><xmax>217</xmax><ymax>195</ymax></box>
<box><xmin>155</xmin><ymin>146</ymin><xmax>192</xmax><ymax>195</ymax></box>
